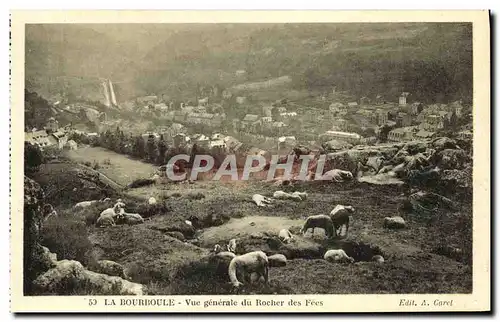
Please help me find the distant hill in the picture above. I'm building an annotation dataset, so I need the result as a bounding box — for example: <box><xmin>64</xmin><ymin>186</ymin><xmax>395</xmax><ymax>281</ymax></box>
<box><xmin>25</xmin><ymin>23</ymin><xmax>472</xmax><ymax>105</ymax></box>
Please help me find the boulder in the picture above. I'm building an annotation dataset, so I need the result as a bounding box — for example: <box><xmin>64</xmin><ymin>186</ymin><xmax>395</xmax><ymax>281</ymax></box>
<box><xmin>402</xmin><ymin>141</ymin><xmax>428</xmax><ymax>155</ymax></box>
<box><xmin>358</xmin><ymin>173</ymin><xmax>405</xmax><ymax>186</ymax></box>
<box><xmin>24</xmin><ymin>177</ymin><xmax>53</xmax><ymax>295</ymax></box>
<box><xmin>94</xmin><ymin>260</ymin><xmax>128</xmax><ymax>279</ymax></box>
<box><xmin>377</xmin><ymin>165</ymin><xmax>394</xmax><ymax>174</ymax></box>
<box><xmin>322</xmin><ymin>140</ymin><xmax>353</xmax><ymax>153</ymax></box>
<box><xmin>383</xmin><ymin>216</ymin><xmax>406</xmax><ymax>229</ymax></box>
<box><xmin>372</xmin><ymin>255</ymin><xmax>385</xmax><ymax>263</ymax></box>
<box><xmin>432</xmin><ymin>137</ymin><xmax>460</xmax><ymax>151</ymax></box>
<box><xmin>434</xmin><ymin>149</ymin><xmax>468</xmax><ymax>170</ymax></box>
<box><xmin>366</xmin><ymin>156</ymin><xmax>385</xmax><ymax>172</ymax></box>
<box><xmin>33</xmin><ymin>259</ymin><xmax>144</xmax><ymax>295</ymax></box>
<box><xmin>165</xmin><ymin>231</ymin><xmax>186</xmax><ymax>241</ymax></box>
<box><xmin>268</xmin><ymin>254</ymin><xmax>287</xmax><ymax>267</ymax></box>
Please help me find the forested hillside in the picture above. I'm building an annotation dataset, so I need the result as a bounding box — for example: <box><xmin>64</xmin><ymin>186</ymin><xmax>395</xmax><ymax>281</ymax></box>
<box><xmin>25</xmin><ymin>23</ymin><xmax>472</xmax><ymax>104</ymax></box>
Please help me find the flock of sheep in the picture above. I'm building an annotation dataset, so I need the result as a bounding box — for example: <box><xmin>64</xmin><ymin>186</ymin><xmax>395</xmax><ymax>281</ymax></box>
<box><xmin>73</xmin><ymin>197</ymin><xmax>158</xmax><ymax>227</ymax></box>
<box><xmin>65</xmin><ymin>186</ymin><xmax>396</xmax><ymax>290</ymax></box>
<box><xmin>207</xmin><ymin>192</ymin><xmax>387</xmax><ymax>288</ymax></box>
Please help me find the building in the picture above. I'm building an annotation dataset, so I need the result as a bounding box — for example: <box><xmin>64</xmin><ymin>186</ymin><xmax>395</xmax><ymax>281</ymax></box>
<box><xmin>137</xmin><ymin>95</ymin><xmax>158</xmax><ymax>105</ymax></box>
<box><xmin>222</xmin><ymin>90</ymin><xmax>232</xmax><ymax>100</ymax></box>
<box><xmin>25</xmin><ymin>130</ymin><xmax>54</xmax><ymax>150</ymax></box>
<box><xmin>347</xmin><ymin>102</ymin><xmax>358</xmax><ymax>108</ymax></box>
<box><xmin>236</xmin><ymin>96</ymin><xmax>247</xmax><ymax>104</ymax></box>
<box><xmin>241</xmin><ymin>114</ymin><xmax>261</xmax><ymax>131</ymax></box>
<box><xmin>414</xmin><ymin>129</ymin><xmax>436</xmax><ymax>140</ymax></box>
<box><xmin>224</xmin><ymin>136</ymin><xmax>244</xmax><ymax>153</ymax></box>
<box><xmin>51</xmin><ymin>131</ymin><xmax>68</xmax><ymax>149</ymax></box>
<box><xmin>387</xmin><ymin>126</ymin><xmax>418</xmax><ymax>142</ymax></box>
<box><xmin>376</xmin><ymin>109</ymin><xmax>389</xmax><ymax>126</ymax></box>
<box><xmin>396</xmin><ymin>112</ymin><xmax>412</xmax><ymax>127</ymax></box>
<box><xmin>64</xmin><ymin>140</ymin><xmax>78</xmax><ymax>150</ymax></box>
<box><xmin>329</xmin><ymin>102</ymin><xmax>346</xmax><ymax>113</ymax></box>
<box><xmin>410</xmin><ymin>102</ymin><xmax>424</xmax><ymax>116</ymax></box>
<box><xmin>319</xmin><ymin>131</ymin><xmax>362</xmax><ymax>144</ymax></box>
<box><xmin>261</xmin><ymin>116</ymin><xmax>273</xmax><ymax>123</ymax></box>
<box><xmin>277</xmin><ymin>136</ymin><xmax>297</xmax><ymax>152</ymax></box>
<box><xmin>173</xmin><ymin>110</ymin><xmax>189</xmax><ymax>123</ymax></box>
<box><xmin>154</xmin><ymin>103</ymin><xmax>168</xmax><ymax>112</ymax></box>
<box><xmin>44</xmin><ymin>117</ymin><xmax>59</xmax><ymax>133</ymax></box>
<box><xmin>399</xmin><ymin>92</ymin><xmax>410</xmax><ymax>106</ymax></box>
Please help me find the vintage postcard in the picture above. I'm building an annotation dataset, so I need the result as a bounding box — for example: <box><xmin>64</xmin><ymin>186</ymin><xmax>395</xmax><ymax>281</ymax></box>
<box><xmin>10</xmin><ymin>10</ymin><xmax>490</xmax><ymax>313</ymax></box>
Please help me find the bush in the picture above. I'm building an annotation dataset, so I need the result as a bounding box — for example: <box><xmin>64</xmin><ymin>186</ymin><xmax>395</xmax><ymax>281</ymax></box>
<box><xmin>40</xmin><ymin>215</ymin><xmax>94</xmax><ymax>266</ymax></box>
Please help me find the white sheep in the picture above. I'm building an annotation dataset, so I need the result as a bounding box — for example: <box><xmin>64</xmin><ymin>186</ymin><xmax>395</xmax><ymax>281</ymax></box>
<box><xmin>278</xmin><ymin>229</ymin><xmax>294</xmax><ymax>244</ymax></box>
<box><xmin>213</xmin><ymin>244</ymin><xmax>237</xmax><ymax>260</ymax></box>
<box><xmin>324</xmin><ymin>249</ymin><xmax>355</xmax><ymax>263</ymax></box>
<box><xmin>96</xmin><ymin>203</ymin><xmax>125</xmax><ymax>228</ymax></box>
<box><xmin>273</xmin><ymin>190</ymin><xmax>302</xmax><ymax>201</ymax></box>
<box><xmin>252</xmin><ymin>194</ymin><xmax>273</xmax><ymax>207</ymax></box>
<box><xmin>300</xmin><ymin>214</ymin><xmax>335</xmax><ymax>238</ymax></box>
<box><xmin>383</xmin><ymin>216</ymin><xmax>406</xmax><ymax>229</ymax></box>
<box><xmin>73</xmin><ymin>200</ymin><xmax>99</xmax><ymax>210</ymax></box>
<box><xmin>227</xmin><ymin>239</ymin><xmax>237</xmax><ymax>253</ymax></box>
<box><xmin>121</xmin><ymin>213</ymin><xmax>145</xmax><ymax>225</ymax></box>
<box><xmin>268</xmin><ymin>254</ymin><xmax>287</xmax><ymax>267</ymax></box>
<box><xmin>321</xmin><ymin>169</ymin><xmax>354</xmax><ymax>182</ymax></box>
<box><xmin>228</xmin><ymin>251</ymin><xmax>269</xmax><ymax>287</ymax></box>
<box><xmin>292</xmin><ymin>191</ymin><xmax>308</xmax><ymax>200</ymax></box>
<box><xmin>148</xmin><ymin>197</ymin><xmax>157</xmax><ymax>205</ymax></box>
<box><xmin>329</xmin><ymin>205</ymin><xmax>355</xmax><ymax>237</ymax></box>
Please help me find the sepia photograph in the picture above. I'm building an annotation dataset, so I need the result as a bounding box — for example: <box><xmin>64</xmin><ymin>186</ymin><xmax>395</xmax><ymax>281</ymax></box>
<box><xmin>10</xmin><ymin>10</ymin><xmax>490</xmax><ymax>313</ymax></box>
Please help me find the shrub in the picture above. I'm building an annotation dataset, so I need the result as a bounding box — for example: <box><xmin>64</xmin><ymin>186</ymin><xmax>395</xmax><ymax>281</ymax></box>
<box><xmin>40</xmin><ymin>215</ymin><xmax>94</xmax><ymax>266</ymax></box>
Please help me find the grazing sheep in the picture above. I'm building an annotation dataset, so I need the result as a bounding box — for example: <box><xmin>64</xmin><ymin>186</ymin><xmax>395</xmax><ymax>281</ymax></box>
<box><xmin>324</xmin><ymin>249</ymin><xmax>355</xmax><ymax>263</ymax></box>
<box><xmin>300</xmin><ymin>214</ymin><xmax>335</xmax><ymax>238</ymax></box>
<box><xmin>292</xmin><ymin>191</ymin><xmax>308</xmax><ymax>200</ymax></box>
<box><xmin>329</xmin><ymin>205</ymin><xmax>355</xmax><ymax>237</ymax></box>
<box><xmin>96</xmin><ymin>203</ymin><xmax>125</xmax><ymax>228</ymax></box>
<box><xmin>73</xmin><ymin>200</ymin><xmax>99</xmax><ymax>210</ymax></box>
<box><xmin>148</xmin><ymin>197</ymin><xmax>157</xmax><ymax>205</ymax></box>
<box><xmin>372</xmin><ymin>255</ymin><xmax>385</xmax><ymax>263</ymax></box>
<box><xmin>278</xmin><ymin>229</ymin><xmax>294</xmax><ymax>244</ymax></box>
<box><xmin>383</xmin><ymin>216</ymin><xmax>406</xmax><ymax>229</ymax></box>
<box><xmin>227</xmin><ymin>239</ymin><xmax>237</xmax><ymax>253</ymax></box>
<box><xmin>94</xmin><ymin>260</ymin><xmax>128</xmax><ymax>279</ymax></box>
<box><xmin>273</xmin><ymin>190</ymin><xmax>302</xmax><ymax>201</ymax></box>
<box><xmin>120</xmin><ymin>213</ymin><xmax>145</xmax><ymax>225</ymax></box>
<box><xmin>252</xmin><ymin>194</ymin><xmax>273</xmax><ymax>207</ymax></box>
<box><xmin>268</xmin><ymin>254</ymin><xmax>287</xmax><ymax>267</ymax></box>
<box><xmin>321</xmin><ymin>169</ymin><xmax>354</xmax><ymax>182</ymax></box>
<box><xmin>228</xmin><ymin>251</ymin><xmax>269</xmax><ymax>287</ymax></box>
<box><xmin>213</xmin><ymin>244</ymin><xmax>237</xmax><ymax>259</ymax></box>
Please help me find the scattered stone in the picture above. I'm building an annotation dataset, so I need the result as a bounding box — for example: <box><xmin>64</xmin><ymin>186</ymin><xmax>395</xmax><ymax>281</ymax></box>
<box><xmin>383</xmin><ymin>216</ymin><xmax>406</xmax><ymax>229</ymax></box>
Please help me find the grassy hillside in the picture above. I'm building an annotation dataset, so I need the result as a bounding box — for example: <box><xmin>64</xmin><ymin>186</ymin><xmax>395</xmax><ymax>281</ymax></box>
<box><xmin>26</xmin><ymin>23</ymin><xmax>472</xmax><ymax>105</ymax></box>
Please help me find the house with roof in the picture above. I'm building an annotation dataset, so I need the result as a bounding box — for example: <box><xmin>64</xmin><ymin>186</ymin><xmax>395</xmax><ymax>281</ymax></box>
<box><xmin>51</xmin><ymin>131</ymin><xmax>68</xmax><ymax>149</ymax></box>
<box><xmin>223</xmin><ymin>136</ymin><xmax>244</xmax><ymax>153</ymax></box>
<box><xmin>319</xmin><ymin>130</ymin><xmax>362</xmax><ymax>144</ymax></box>
<box><xmin>414</xmin><ymin>129</ymin><xmax>436</xmax><ymax>140</ymax></box>
<box><xmin>44</xmin><ymin>117</ymin><xmax>59</xmax><ymax>133</ymax></box>
<box><xmin>241</xmin><ymin>114</ymin><xmax>261</xmax><ymax>131</ymax></box>
<box><xmin>329</xmin><ymin>102</ymin><xmax>346</xmax><ymax>113</ymax></box>
<box><xmin>137</xmin><ymin>95</ymin><xmax>158</xmax><ymax>105</ymax></box>
<box><xmin>396</xmin><ymin>112</ymin><xmax>412</xmax><ymax>128</ymax></box>
<box><xmin>347</xmin><ymin>101</ymin><xmax>358</xmax><ymax>108</ymax></box>
<box><xmin>25</xmin><ymin>130</ymin><xmax>55</xmax><ymax>150</ymax></box>
<box><xmin>154</xmin><ymin>103</ymin><xmax>168</xmax><ymax>112</ymax></box>
<box><xmin>399</xmin><ymin>92</ymin><xmax>410</xmax><ymax>106</ymax></box>
<box><xmin>387</xmin><ymin>126</ymin><xmax>418</xmax><ymax>142</ymax></box>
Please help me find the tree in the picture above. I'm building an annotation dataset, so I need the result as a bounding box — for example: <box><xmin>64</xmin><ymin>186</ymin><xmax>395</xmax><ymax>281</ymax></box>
<box><xmin>24</xmin><ymin>142</ymin><xmax>44</xmax><ymax>175</ymax></box>
<box><xmin>133</xmin><ymin>136</ymin><xmax>145</xmax><ymax>159</ymax></box>
<box><xmin>156</xmin><ymin>135</ymin><xmax>168</xmax><ymax>165</ymax></box>
<box><xmin>146</xmin><ymin>135</ymin><xmax>157</xmax><ymax>163</ymax></box>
